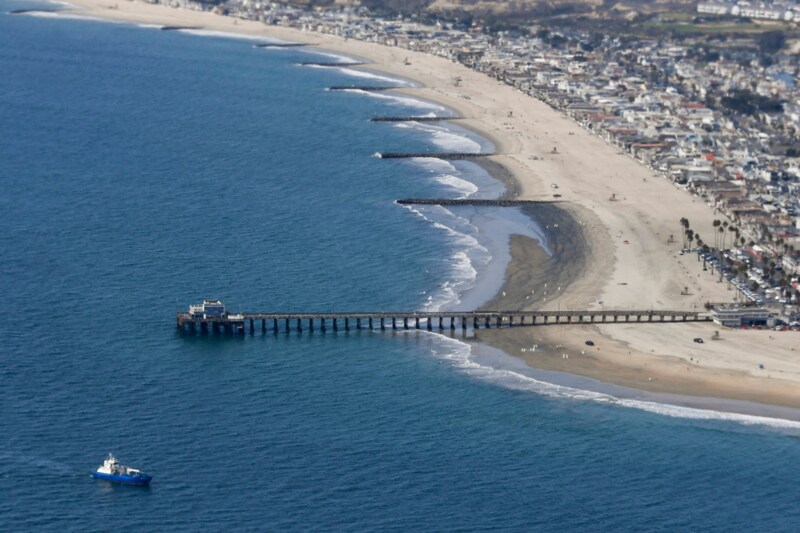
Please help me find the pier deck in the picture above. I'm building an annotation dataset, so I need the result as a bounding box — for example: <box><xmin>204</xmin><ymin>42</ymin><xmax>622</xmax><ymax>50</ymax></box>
<box><xmin>177</xmin><ymin>309</ymin><xmax>711</xmax><ymax>335</ymax></box>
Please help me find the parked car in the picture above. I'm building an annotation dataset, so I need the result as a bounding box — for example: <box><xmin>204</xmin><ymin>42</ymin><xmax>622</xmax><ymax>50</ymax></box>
<box><xmin>585</xmin><ymin>340</ymin><xmax>595</xmax><ymax>346</ymax></box>
<box><xmin>693</xmin><ymin>337</ymin><xmax>704</xmax><ymax>344</ymax></box>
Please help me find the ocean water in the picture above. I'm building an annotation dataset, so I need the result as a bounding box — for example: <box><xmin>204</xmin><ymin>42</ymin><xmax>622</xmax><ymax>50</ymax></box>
<box><xmin>3</xmin><ymin>5</ymin><xmax>800</xmax><ymax>530</ymax></box>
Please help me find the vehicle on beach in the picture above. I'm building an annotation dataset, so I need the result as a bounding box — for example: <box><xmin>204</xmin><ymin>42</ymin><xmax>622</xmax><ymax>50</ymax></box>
<box><xmin>91</xmin><ymin>454</ymin><xmax>152</xmax><ymax>486</ymax></box>
<box><xmin>693</xmin><ymin>337</ymin><xmax>704</xmax><ymax>344</ymax></box>
<box><xmin>585</xmin><ymin>340</ymin><xmax>595</xmax><ymax>346</ymax></box>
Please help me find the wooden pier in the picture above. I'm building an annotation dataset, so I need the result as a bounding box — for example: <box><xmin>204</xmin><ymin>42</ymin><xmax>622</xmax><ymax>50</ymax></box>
<box><xmin>377</xmin><ymin>152</ymin><xmax>491</xmax><ymax>160</ymax></box>
<box><xmin>177</xmin><ymin>309</ymin><xmax>711</xmax><ymax>336</ymax></box>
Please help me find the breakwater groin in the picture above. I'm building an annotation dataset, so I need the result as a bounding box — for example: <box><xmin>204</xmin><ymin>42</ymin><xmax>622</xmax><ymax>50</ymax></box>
<box><xmin>300</xmin><ymin>61</ymin><xmax>365</xmax><ymax>67</ymax></box>
<box><xmin>371</xmin><ymin>116</ymin><xmax>457</xmax><ymax>122</ymax></box>
<box><xmin>376</xmin><ymin>152</ymin><xmax>491</xmax><ymax>160</ymax></box>
<box><xmin>329</xmin><ymin>86</ymin><xmax>405</xmax><ymax>91</ymax></box>
<box><xmin>161</xmin><ymin>26</ymin><xmax>201</xmax><ymax>31</ymax></box>
<box><xmin>396</xmin><ymin>198</ymin><xmax>559</xmax><ymax>207</ymax></box>
<box><xmin>10</xmin><ymin>8</ymin><xmax>58</xmax><ymax>13</ymax></box>
<box><xmin>255</xmin><ymin>42</ymin><xmax>308</xmax><ymax>48</ymax></box>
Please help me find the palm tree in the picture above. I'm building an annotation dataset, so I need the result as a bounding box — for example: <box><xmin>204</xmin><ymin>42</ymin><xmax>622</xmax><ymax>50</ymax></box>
<box><xmin>712</xmin><ymin>219</ymin><xmax>721</xmax><ymax>248</ymax></box>
<box><xmin>722</xmin><ymin>221</ymin><xmax>729</xmax><ymax>248</ymax></box>
<box><xmin>679</xmin><ymin>218</ymin><xmax>689</xmax><ymax>248</ymax></box>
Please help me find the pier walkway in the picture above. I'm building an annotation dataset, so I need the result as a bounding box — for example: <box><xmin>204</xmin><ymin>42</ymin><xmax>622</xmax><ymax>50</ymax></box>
<box><xmin>177</xmin><ymin>309</ymin><xmax>711</xmax><ymax>335</ymax></box>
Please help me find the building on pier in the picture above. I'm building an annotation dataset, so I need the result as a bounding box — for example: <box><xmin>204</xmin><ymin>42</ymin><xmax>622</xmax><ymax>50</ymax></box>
<box><xmin>710</xmin><ymin>305</ymin><xmax>773</xmax><ymax>328</ymax></box>
<box><xmin>189</xmin><ymin>300</ymin><xmax>226</xmax><ymax>319</ymax></box>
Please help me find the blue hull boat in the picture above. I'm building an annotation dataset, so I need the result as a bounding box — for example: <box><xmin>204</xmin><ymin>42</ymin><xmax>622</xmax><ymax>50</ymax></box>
<box><xmin>92</xmin><ymin>454</ymin><xmax>152</xmax><ymax>486</ymax></box>
<box><xmin>92</xmin><ymin>471</ymin><xmax>152</xmax><ymax>486</ymax></box>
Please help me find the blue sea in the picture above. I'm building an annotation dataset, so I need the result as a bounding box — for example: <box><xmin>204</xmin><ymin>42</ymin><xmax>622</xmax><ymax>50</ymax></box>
<box><xmin>3</xmin><ymin>5</ymin><xmax>800</xmax><ymax>530</ymax></box>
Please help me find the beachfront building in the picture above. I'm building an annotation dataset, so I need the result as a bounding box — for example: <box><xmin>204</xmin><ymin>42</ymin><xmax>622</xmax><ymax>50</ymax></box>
<box><xmin>711</xmin><ymin>305</ymin><xmax>773</xmax><ymax>327</ymax></box>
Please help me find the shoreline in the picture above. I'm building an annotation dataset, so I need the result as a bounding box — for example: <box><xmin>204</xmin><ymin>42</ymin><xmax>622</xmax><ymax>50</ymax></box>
<box><xmin>29</xmin><ymin>0</ymin><xmax>800</xmax><ymax>415</ymax></box>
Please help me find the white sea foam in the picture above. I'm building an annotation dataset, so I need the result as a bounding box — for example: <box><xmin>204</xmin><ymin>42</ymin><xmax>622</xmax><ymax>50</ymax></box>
<box><xmin>405</xmin><ymin>158</ymin><xmax>478</xmax><ymax>198</ymax></box>
<box><xmin>400</xmin><ymin>204</ymin><xmax>488</xmax><ymax>311</ymax></box>
<box><xmin>423</xmin><ymin>331</ymin><xmax>800</xmax><ymax>431</ymax></box>
<box><xmin>396</xmin><ymin>122</ymin><xmax>482</xmax><ymax>153</ymax></box>
<box><xmin>307</xmin><ymin>50</ymin><xmax>360</xmax><ymax>64</ymax></box>
<box><xmin>343</xmin><ymin>90</ymin><xmax>446</xmax><ymax>112</ymax></box>
<box><xmin>178</xmin><ymin>29</ymin><xmax>269</xmax><ymax>41</ymax></box>
<box><xmin>407</xmin><ymin>157</ymin><xmax>458</xmax><ymax>175</ymax></box>
<box><xmin>43</xmin><ymin>0</ymin><xmax>75</xmax><ymax>6</ymax></box>
<box><xmin>335</xmin><ymin>67</ymin><xmax>412</xmax><ymax>86</ymax></box>
<box><xmin>137</xmin><ymin>23</ymin><xmax>164</xmax><ymax>29</ymax></box>
<box><xmin>23</xmin><ymin>11</ymin><xmax>112</xmax><ymax>21</ymax></box>
<box><xmin>434</xmin><ymin>174</ymin><xmax>479</xmax><ymax>198</ymax></box>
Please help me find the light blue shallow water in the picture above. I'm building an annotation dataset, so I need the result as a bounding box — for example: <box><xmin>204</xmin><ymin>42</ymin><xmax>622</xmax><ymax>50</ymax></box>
<box><xmin>3</xmin><ymin>6</ymin><xmax>800</xmax><ymax>531</ymax></box>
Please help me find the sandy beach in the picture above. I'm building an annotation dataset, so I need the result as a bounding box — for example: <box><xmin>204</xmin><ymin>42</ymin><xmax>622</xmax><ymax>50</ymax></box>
<box><xmin>50</xmin><ymin>0</ymin><xmax>800</xmax><ymax>410</ymax></box>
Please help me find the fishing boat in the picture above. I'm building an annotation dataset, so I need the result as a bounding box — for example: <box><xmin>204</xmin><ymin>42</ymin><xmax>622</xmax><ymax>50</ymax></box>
<box><xmin>91</xmin><ymin>453</ymin><xmax>152</xmax><ymax>486</ymax></box>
